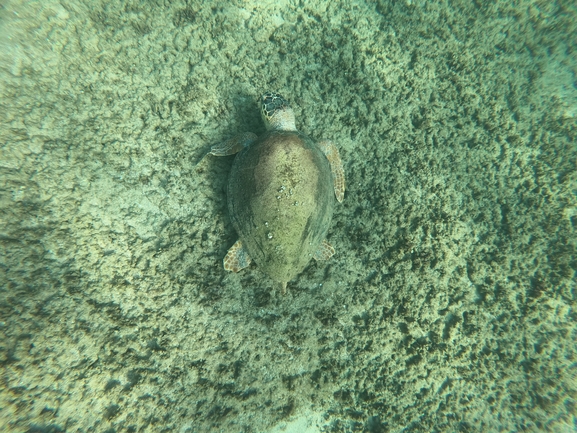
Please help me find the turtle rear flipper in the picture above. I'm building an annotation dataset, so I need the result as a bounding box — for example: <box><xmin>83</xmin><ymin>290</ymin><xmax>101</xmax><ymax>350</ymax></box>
<box><xmin>224</xmin><ymin>240</ymin><xmax>252</xmax><ymax>272</ymax></box>
<box><xmin>313</xmin><ymin>239</ymin><xmax>335</xmax><ymax>261</ymax></box>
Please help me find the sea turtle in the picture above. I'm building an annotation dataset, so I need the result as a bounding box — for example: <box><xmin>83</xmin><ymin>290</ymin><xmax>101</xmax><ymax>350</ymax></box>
<box><xmin>210</xmin><ymin>92</ymin><xmax>345</xmax><ymax>292</ymax></box>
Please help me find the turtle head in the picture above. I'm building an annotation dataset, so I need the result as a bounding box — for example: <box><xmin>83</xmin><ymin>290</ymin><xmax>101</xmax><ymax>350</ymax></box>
<box><xmin>261</xmin><ymin>92</ymin><xmax>296</xmax><ymax>131</ymax></box>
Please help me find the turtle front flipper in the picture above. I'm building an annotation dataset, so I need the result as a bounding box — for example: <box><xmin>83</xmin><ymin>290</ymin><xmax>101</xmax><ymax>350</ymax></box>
<box><xmin>318</xmin><ymin>140</ymin><xmax>345</xmax><ymax>203</ymax></box>
<box><xmin>313</xmin><ymin>239</ymin><xmax>335</xmax><ymax>261</ymax></box>
<box><xmin>224</xmin><ymin>240</ymin><xmax>252</xmax><ymax>272</ymax></box>
<box><xmin>210</xmin><ymin>132</ymin><xmax>257</xmax><ymax>156</ymax></box>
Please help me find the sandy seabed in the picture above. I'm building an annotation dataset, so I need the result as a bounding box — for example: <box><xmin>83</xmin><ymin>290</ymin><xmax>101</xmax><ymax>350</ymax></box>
<box><xmin>1</xmin><ymin>1</ymin><xmax>576</xmax><ymax>432</ymax></box>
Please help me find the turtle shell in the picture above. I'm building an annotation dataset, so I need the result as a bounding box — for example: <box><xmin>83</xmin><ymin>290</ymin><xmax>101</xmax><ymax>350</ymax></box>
<box><xmin>227</xmin><ymin>129</ymin><xmax>335</xmax><ymax>284</ymax></box>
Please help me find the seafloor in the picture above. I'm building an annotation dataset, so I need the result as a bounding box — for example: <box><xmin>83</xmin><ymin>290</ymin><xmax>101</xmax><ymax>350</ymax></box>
<box><xmin>1</xmin><ymin>1</ymin><xmax>576</xmax><ymax>432</ymax></box>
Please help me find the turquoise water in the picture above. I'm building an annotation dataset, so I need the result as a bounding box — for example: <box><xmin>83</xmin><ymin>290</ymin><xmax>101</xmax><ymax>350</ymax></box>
<box><xmin>1</xmin><ymin>1</ymin><xmax>575</xmax><ymax>432</ymax></box>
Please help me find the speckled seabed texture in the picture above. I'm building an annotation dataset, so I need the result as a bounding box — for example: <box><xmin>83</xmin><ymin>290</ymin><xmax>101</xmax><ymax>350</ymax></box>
<box><xmin>1</xmin><ymin>1</ymin><xmax>576</xmax><ymax>432</ymax></box>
